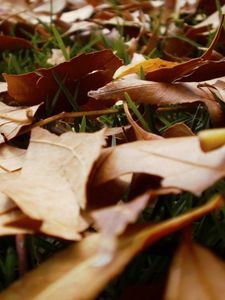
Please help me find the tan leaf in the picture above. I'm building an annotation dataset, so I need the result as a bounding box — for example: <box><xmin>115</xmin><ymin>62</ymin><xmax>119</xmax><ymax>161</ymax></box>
<box><xmin>60</xmin><ymin>4</ymin><xmax>94</xmax><ymax>23</ymax></box>
<box><xmin>91</xmin><ymin>135</ymin><xmax>225</xmax><ymax>195</ymax></box>
<box><xmin>1</xmin><ymin>127</ymin><xmax>106</xmax><ymax>240</ymax></box>
<box><xmin>33</xmin><ymin>0</ymin><xmax>66</xmax><ymax>14</ymax></box>
<box><xmin>0</xmin><ymin>144</ymin><xmax>25</xmax><ymax>173</ymax></box>
<box><xmin>0</xmin><ymin>194</ymin><xmax>222</xmax><ymax>300</ymax></box>
<box><xmin>91</xmin><ymin>188</ymin><xmax>180</xmax><ymax>237</ymax></box>
<box><xmin>0</xmin><ymin>208</ymin><xmax>34</xmax><ymax>236</ymax></box>
<box><xmin>164</xmin><ymin>238</ymin><xmax>225</xmax><ymax>300</ymax></box>
<box><xmin>91</xmin><ymin>191</ymin><xmax>151</xmax><ymax>236</ymax></box>
<box><xmin>89</xmin><ymin>78</ymin><xmax>224</xmax><ymax>125</ymax></box>
<box><xmin>0</xmin><ymin>102</ymin><xmax>40</xmax><ymax>142</ymax></box>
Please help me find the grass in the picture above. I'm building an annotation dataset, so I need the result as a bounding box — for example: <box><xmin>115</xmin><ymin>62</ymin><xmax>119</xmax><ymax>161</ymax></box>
<box><xmin>0</xmin><ymin>2</ymin><xmax>225</xmax><ymax>299</ymax></box>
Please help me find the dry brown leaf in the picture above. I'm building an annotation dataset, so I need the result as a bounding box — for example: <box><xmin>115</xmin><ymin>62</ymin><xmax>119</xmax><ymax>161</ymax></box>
<box><xmin>91</xmin><ymin>135</ymin><xmax>225</xmax><ymax>196</ymax></box>
<box><xmin>3</xmin><ymin>49</ymin><xmax>122</xmax><ymax>109</ymax></box>
<box><xmin>145</xmin><ymin>14</ymin><xmax>224</xmax><ymax>82</ymax></box>
<box><xmin>164</xmin><ymin>237</ymin><xmax>225</xmax><ymax>300</ymax></box>
<box><xmin>0</xmin><ymin>194</ymin><xmax>222</xmax><ymax>300</ymax></box>
<box><xmin>0</xmin><ymin>102</ymin><xmax>40</xmax><ymax>142</ymax></box>
<box><xmin>123</xmin><ymin>102</ymin><xmax>163</xmax><ymax>140</ymax></box>
<box><xmin>91</xmin><ymin>191</ymin><xmax>151</xmax><ymax>236</ymax></box>
<box><xmin>33</xmin><ymin>0</ymin><xmax>66</xmax><ymax>14</ymax></box>
<box><xmin>1</xmin><ymin>127</ymin><xmax>106</xmax><ymax>240</ymax></box>
<box><xmin>89</xmin><ymin>78</ymin><xmax>224</xmax><ymax>125</ymax></box>
<box><xmin>163</xmin><ymin>122</ymin><xmax>195</xmax><ymax>138</ymax></box>
<box><xmin>91</xmin><ymin>187</ymin><xmax>180</xmax><ymax>237</ymax></box>
<box><xmin>0</xmin><ymin>35</ymin><xmax>32</xmax><ymax>51</ymax></box>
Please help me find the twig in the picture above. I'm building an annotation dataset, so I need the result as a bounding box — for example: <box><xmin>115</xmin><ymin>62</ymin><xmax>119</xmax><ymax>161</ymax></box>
<box><xmin>19</xmin><ymin>108</ymin><xmax>119</xmax><ymax>135</ymax></box>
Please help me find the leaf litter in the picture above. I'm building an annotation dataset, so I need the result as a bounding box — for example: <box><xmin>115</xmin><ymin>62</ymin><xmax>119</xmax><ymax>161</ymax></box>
<box><xmin>0</xmin><ymin>0</ymin><xmax>225</xmax><ymax>299</ymax></box>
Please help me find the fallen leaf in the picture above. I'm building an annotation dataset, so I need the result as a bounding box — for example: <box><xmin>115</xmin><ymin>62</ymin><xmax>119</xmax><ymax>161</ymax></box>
<box><xmin>3</xmin><ymin>49</ymin><xmax>122</xmax><ymax>109</ymax></box>
<box><xmin>89</xmin><ymin>78</ymin><xmax>224</xmax><ymax>125</ymax></box>
<box><xmin>164</xmin><ymin>237</ymin><xmax>225</xmax><ymax>300</ymax></box>
<box><xmin>60</xmin><ymin>4</ymin><xmax>94</xmax><ymax>23</ymax></box>
<box><xmin>145</xmin><ymin>15</ymin><xmax>224</xmax><ymax>82</ymax></box>
<box><xmin>1</xmin><ymin>127</ymin><xmax>106</xmax><ymax>240</ymax></box>
<box><xmin>114</xmin><ymin>58</ymin><xmax>178</xmax><ymax>79</ymax></box>
<box><xmin>163</xmin><ymin>122</ymin><xmax>195</xmax><ymax>138</ymax></box>
<box><xmin>0</xmin><ymin>35</ymin><xmax>32</xmax><ymax>51</ymax></box>
<box><xmin>91</xmin><ymin>135</ymin><xmax>225</xmax><ymax>196</ymax></box>
<box><xmin>91</xmin><ymin>188</ymin><xmax>180</xmax><ymax>237</ymax></box>
<box><xmin>0</xmin><ymin>208</ymin><xmax>33</xmax><ymax>236</ymax></box>
<box><xmin>180</xmin><ymin>59</ymin><xmax>225</xmax><ymax>82</ymax></box>
<box><xmin>0</xmin><ymin>144</ymin><xmax>25</xmax><ymax>173</ymax></box>
<box><xmin>0</xmin><ymin>194</ymin><xmax>222</xmax><ymax>300</ymax></box>
<box><xmin>91</xmin><ymin>191</ymin><xmax>151</xmax><ymax>236</ymax></box>
<box><xmin>123</xmin><ymin>101</ymin><xmax>163</xmax><ymax>140</ymax></box>
<box><xmin>0</xmin><ymin>102</ymin><xmax>40</xmax><ymax>142</ymax></box>
<box><xmin>33</xmin><ymin>0</ymin><xmax>66</xmax><ymax>14</ymax></box>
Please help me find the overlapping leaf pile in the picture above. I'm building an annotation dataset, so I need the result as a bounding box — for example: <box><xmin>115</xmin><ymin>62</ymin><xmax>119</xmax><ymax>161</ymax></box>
<box><xmin>1</xmin><ymin>0</ymin><xmax>225</xmax><ymax>299</ymax></box>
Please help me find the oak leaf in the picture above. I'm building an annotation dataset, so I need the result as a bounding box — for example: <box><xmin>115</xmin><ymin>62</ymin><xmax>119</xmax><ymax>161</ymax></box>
<box><xmin>91</xmin><ymin>135</ymin><xmax>225</xmax><ymax>195</ymax></box>
<box><xmin>1</xmin><ymin>127</ymin><xmax>106</xmax><ymax>240</ymax></box>
<box><xmin>0</xmin><ymin>195</ymin><xmax>222</xmax><ymax>300</ymax></box>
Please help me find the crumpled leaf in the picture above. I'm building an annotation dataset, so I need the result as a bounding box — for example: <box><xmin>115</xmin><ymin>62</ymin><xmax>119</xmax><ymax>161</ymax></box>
<box><xmin>0</xmin><ymin>102</ymin><xmax>40</xmax><ymax>142</ymax></box>
<box><xmin>89</xmin><ymin>78</ymin><xmax>224</xmax><ymax>125</ymax></box>
<box><xmin>0</xmin><ymin>194</ymin><xmax>222</xmax><ymax>300</ymax></box>
<box><xmin>164</xmin><ymin>237</ymin><xmax>225</xmax><ymax>300</ymax></box>
<box><xmin>91</xmin><ymin>135</ymin><xmax>225</xmax><ymax>196</ymax></box>
<box><xmin>3</xmin><ymin>49</ymin><xmax>122</xmax><ymax>108</ymax></box>
<box><xmin>1</xmin><ymin>127</ymin><xmax>106</xmax><ymax>240</ymax></box>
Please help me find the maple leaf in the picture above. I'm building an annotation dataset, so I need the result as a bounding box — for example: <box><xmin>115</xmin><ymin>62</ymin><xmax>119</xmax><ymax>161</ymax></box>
<box><xmin>164</xmin><ymin>236</ymin><xmax>225</xmax><ymax>300</ymax></box>
<box><xmin>3</xmin><ymin>49</ymin><xmax>122</xmax><ymax>110</ymax></box>
<box><xmin>1</xmin><ymin>127</ymin><xmax>106</xmax><ymax>240</ymax></box>
<box><xmin>0</xmin><ymin>194</ymin><xmax>222</xmax><ymax>300</ymax></box>
<box><xmin>91</xmin><ymin>135</ymin><xmax>225</xmax><ymax>196</ymax></box>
